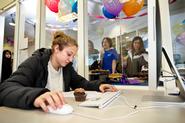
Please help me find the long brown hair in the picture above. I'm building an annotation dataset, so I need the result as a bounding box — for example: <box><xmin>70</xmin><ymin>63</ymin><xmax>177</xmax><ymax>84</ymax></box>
<box><xmin>131</xmin><ymin>36</ymin><xmax>146</xmax><ymax>55</ymax></box>
<box><xmin>51</xmin><ymin>31</ymin><xmax>78</xmax><ymax>53</ymax></box>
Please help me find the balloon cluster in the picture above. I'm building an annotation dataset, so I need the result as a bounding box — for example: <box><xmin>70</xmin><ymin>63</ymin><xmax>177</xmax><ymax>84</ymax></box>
<box><xmin>102</xmin><ymin>0</ymin><xmax>144</xmax><ymax>19</ymax></box>
<box><xmin>45</xmin><ymin>0</ymin><xmax>144</xmax><ymax>19</ymax></box>
<box><xmin>45</xmin><ymin>0</ymin><xmax>77</xmax><ymax>14</ymax></box>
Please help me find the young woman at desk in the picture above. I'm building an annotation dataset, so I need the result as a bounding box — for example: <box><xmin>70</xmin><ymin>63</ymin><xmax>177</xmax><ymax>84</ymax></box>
<box><xmin>0</xmin><ymin>31</ymin><xmax>117</xmax><ymax>112</ymax></box>
<box><xmin>125</xmin><ymin>36</ymin><xmax>148</xmax><ymax>78</ymax></box>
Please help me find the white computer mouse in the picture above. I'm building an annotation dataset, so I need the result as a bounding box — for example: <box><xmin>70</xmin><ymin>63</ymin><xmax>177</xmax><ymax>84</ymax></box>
<box><xmin>48</xmin><ymin>104</ymin><xmax>73</xmax><ymax>115</ymax></box>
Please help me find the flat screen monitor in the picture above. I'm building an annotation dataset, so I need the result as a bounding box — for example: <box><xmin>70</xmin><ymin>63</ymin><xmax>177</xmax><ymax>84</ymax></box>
<box><xmin>156</xmin><ymin>0</ymin><xmax>185</xmax><ymax>99</ymax></box>
<box><xmin>156</xmin><ymin>0</ymin><xmax>162</xmax><ymax>86</ymax></box>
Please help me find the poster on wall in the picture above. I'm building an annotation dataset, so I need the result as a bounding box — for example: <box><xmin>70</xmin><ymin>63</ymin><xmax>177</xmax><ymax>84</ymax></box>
<box><xmin>19</xmin><ymin>37</ymin><xmax>28</xmax><ymax>50</ymax></box>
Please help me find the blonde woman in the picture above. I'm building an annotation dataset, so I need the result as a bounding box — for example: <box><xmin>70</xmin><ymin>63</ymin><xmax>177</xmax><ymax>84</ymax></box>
<box><xmin>0</xmin><ymin>31</ymin><xmax>117</xmax><ymax>112</ymax></box>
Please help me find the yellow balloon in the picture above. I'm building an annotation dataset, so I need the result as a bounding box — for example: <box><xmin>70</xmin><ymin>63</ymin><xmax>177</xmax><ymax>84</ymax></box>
<box><xmin>172</xmin><ymin>23</ymin><xmax>185</xmax><ymax>35</ymax></box>
<box><xmin>122</xmin><ymin>0</ymin><xmax>144</xmax><ymax>17</ymax></box>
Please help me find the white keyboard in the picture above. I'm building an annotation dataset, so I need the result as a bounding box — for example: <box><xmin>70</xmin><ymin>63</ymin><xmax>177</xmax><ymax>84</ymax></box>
<box><xmin>79</xmin><ymin>91</ymin><xmax>121</xmax><ymax>109</ymax></box>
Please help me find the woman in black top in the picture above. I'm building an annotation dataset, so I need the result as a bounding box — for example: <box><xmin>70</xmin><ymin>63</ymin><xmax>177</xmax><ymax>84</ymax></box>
<box><xmin>126</xmin><ymin>36</ymin><xmax>148</xmax><ymax>77</ymax></box>
<box><xmin>1</xmin><ymin>50</ymin><xmax>12</xmax><ymax>82</ymax></box>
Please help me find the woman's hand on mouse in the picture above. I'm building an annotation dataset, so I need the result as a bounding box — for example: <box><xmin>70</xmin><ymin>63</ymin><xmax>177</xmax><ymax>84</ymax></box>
<box><xmin>99</xmin><ymin>84</ymin><xmax>118</xmax><ymax>92</ymax></box>
<box><xmin>33</xmin><ymin>91</ymin><xmax>65</xmax><ymax>112</ymax></box>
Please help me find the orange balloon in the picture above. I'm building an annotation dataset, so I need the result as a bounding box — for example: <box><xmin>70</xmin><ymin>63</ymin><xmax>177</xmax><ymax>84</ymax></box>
<box><xmin>122</xmin><ymin>0</ymin><xmax>144</xmax><ymax>17</ymax></box>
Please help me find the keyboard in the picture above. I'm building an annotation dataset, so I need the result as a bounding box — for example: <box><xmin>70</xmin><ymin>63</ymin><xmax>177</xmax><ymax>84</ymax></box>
<box><xmin>79</xmin><ymin>91</ymin><xmax>121</xmax><ymax>109</ymax></box>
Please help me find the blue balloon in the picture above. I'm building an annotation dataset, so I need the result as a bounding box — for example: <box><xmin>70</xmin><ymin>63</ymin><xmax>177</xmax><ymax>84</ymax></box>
<box><xmin>182</xmin><ymin>19</ymin><xmax>185</xmax><ymax>25</ymax></box>
<box><xmin>72</xmin><ymin>1</ymin><xmax>77</xmax><ymax>13</ymax></box>
<box><xmin>102</xmin><ymin>7</ymin><xmax>116</xmax><ymax>19</ymax></box>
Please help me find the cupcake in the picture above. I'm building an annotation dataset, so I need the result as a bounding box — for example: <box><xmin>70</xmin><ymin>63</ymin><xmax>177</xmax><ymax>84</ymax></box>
<box><xmin>73</xmin><ymin>88</ymin><xmax>87</xmax><ymax>102</ymax></box>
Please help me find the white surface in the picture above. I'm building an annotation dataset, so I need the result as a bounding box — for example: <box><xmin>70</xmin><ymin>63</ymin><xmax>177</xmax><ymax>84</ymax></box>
<box><xmin>1</xmin><ymin>89</ymin><xmax>185</xmax><ymax>123</ymax></box>
<box><xmin>79</xmin><ymin>91</ymin><xmax>121</xmax><ymax>109</ymax></box>
<box><xmin>48</xmin><ymin>104</ymin><xmax>73</xmax><ymax>115</ymax></box>
<box><xmin>148</xmin><ymin>0</ymin><xmax>158</xmax><ymax>90</ymax></box>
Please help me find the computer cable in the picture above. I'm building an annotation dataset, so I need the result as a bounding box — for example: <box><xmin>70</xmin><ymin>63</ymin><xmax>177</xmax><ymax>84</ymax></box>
<box><xmin>73</xmin><ymin>109</ymin><xmax>140</xmax><ymax>121</ymax></box>
<box><xmin>73</xmin><ymin>96</ymin><xmax>185</xmax><ymax>121</ymax></box>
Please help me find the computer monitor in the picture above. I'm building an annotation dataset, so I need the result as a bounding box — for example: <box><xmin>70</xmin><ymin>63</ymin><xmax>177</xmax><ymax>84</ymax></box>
<box><xmin>156</xmin><ymin>0</ymin><xmax>185</xmax><ymax>100</ymax></box>
<box><xmin>156</xmin><ymin>0</ymin><xmax>162</xmax><ymax>86</ymax></box>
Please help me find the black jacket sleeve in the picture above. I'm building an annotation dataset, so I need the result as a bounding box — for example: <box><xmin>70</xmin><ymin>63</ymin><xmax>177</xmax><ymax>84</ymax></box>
<box><xmin>69</xmin><ymin>66</ymin><xmax>102</xmax><ymax>91</ymax></box>
<box><xmin>0</xmin><ymin>56</ymin><xmax>49</xmax><ymax>109</ymax></box>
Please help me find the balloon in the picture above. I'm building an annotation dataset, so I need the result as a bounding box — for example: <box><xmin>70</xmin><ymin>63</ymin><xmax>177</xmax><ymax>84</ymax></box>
<box><xmin>103</xmin><ymin>0</ymin><xmax>123</xmax><ymax>16</ymax></box>
<box><xmin>72</xmin><ymin>1</ymin><xmax>78</xmax><ymax>13</ymax></box>
<box><xmin>58</xmin><ymin>0</ymin><xmax>72</xmax><ymax>16</ymax></box>
<box><xmin>182</xmin><ymin>19</ymin><xmax>185</xmax><ymax>25</ymax></box>
<box><xmin>172</xmin><ymin>23</ymin><xmax>185</xmax><ymax>35</ymax></box>
<box><xmin>45</xmin><ymin>0</ymin><xmax>60</xmax><ymax>13</ymax></box>
<box><xmin>176</xmin><ymin>32</ymin><xmax>185</xmax><ymax>46</ymax></box>
<box><xmin>69</xmin><ymin>0</ymin><xmax>75</xmax><ymax>5</ymax></box>
<box><xmin>122</xmin><ymin>0</ymin><xmax>144</xmax><ymax>17</ymax></box>
<box><xmin>102</xmin><ymin>7</ymin><xmax>116</xmax><ymax>19</ymax></box>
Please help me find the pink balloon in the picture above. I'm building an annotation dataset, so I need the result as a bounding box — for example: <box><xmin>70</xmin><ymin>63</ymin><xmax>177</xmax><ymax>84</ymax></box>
<box><xmin>176</xmin><ymin>32</ymin><xmax>185</xmax><ymax>46</ymax></box>
<box><xmin>45</xmin><ymin>0</ymin><xmax>60</xmax><ymax>13</ymax></box>
<box><xmin>103</xmin><ymin>0</ymin><xmax>123</xmax><ymax>16</ymax></box>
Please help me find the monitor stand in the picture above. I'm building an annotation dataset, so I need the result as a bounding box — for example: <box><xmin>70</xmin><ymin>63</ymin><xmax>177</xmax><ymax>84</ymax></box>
<box><xmin>142</xmin><ymin>47</ymin><xmax>185</xmax><ymax>104</ymax></box>
<box><xmin>142</xmin><ymin>79</ymin><xmax>185</xmax><ymax>103</ymax></box>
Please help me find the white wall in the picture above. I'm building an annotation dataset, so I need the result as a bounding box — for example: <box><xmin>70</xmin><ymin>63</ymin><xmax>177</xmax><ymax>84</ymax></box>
<box><xmin>0</xmin><ymin>16</ymin><xmax>5</xmax><ymax>81</ymax></box>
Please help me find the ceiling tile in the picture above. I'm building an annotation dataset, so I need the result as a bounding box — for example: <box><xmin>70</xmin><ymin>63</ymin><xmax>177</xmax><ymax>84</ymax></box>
<box><xmin>0</xmin><ymin>0</ymin><xmax>15</xmax><ymax>10</ymax></box>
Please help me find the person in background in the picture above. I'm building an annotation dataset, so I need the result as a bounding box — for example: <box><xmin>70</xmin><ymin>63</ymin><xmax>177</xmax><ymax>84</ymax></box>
<box><xmin>116</xmin><ymin>47</ymin><xmax>128</xmax><ymax>73</ymax></box>
<box><xmin>88</xmin><ymin>40</ymin><xmax>99</xmax><ymax>55</ymax></box>
<box><xmin>1</xmin><ymin>50</ymin><xmax>12</xmax><ymax>82</ymax></box>
<box><xmin>100</xmin><ymin>37</ymin><xmax>118</xmax><ymax>73</ymax></box>
<box><xmin>125</xmin><ymin>36</ymin><xmax>148</xmax><ymax>77</ymax></box>
<box><xmin>0</xmin><ymin>31</ymin><xmax>117</xmax><ymax>112</ymax></box>
<box><xmin>88</xmin><ymin>40</ymin><xmax>100</xmax><ymax>70</ymax></box>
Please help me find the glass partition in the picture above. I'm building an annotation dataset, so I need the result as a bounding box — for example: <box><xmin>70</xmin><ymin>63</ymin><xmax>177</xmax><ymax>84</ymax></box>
<box><xmin>45</xmin><ymin>0</ymin><xmax>78</xmax><ymax>69</ymax></box>
<box><xmin>17</xmin><ymin>0</ymin><xmax>37</xmax><ymax>63</ymax></box>
<box><xmin>88</xmin><ymin>0</ymin><xmax>148</xmax><ymax>86</ymax></box>
<box><xmin>1</xmin><ymin>7</ymin><xmax>16</xmax><ymax>82</ymax></box>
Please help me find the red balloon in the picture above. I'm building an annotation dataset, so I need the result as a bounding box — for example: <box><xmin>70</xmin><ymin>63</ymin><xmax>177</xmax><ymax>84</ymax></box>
<box><xmin>122</xmin><ymin>0</ymin><xmax>144</xmax><ymax>17</ymax></box>
<box><xmin>45</xmin><ymin>0</ymin><xmax>60</xmax><ymax>13</ymax></box>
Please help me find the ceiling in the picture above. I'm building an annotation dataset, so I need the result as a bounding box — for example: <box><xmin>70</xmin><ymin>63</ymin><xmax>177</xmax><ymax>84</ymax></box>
<box><xmin>3</xmin><ymin>0</ymin><xmax>125</xmax><ymax>40</ymax></box>
<box><xmin>0</xmin><ymin>0</ymin><xmax>15</xmax><ymax>13</ymax></box>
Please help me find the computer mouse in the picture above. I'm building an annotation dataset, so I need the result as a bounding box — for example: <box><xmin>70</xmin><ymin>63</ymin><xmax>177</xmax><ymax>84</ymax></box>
<box><xmin>48</xmin><ymin>104</ymin><xmax>73</xmax><ymax>115</ymax></box>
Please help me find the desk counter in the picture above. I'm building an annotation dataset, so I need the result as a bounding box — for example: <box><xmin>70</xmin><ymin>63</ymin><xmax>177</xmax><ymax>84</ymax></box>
<box><xmin>0</xmin><ymin>89</ymin><xmax>185</xmax><ymax>123</ymax></box>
